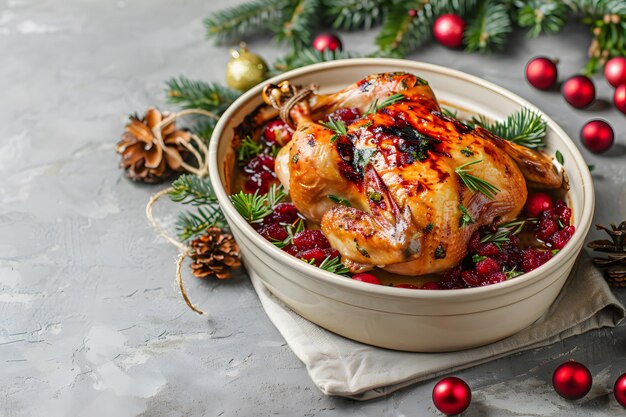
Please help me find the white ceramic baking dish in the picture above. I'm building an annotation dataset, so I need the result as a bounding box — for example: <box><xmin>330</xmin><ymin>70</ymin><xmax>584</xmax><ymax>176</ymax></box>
<box><xmin>209</xmin><ymin>59</ymin><xmax>594</xmax><ymax>352</ymax></box>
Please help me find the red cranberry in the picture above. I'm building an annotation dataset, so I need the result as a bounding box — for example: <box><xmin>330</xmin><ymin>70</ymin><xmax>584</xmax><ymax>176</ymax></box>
<box><xmin>395</xmin><ymin>283</ymin><xmax>420</xmax><ymax>289</ymax></box>
<box><xmin>475</xmin><ymin>258</ymin><xmax>501</xmax><ymax>276</ymax></box>
<box><xmin>536</xmin><ymin>215</ymin><xmax>558</xmax><ymax>242</ymax></box>
<box><xmin>526</xmin><ymin>192</ymin><xmax>554</xmax><ymax>218</ymax></box>
<box><xmin>478</xmin><ymin>243</ymin><xmax>500</xmax><ymax>257</ymax></box>
<box><xmin>244</xmin><ymin>154</ymin><xmax>275</xmax><ymax>175</ymax></box>
<box><xmin>244</xmin><ymin>171</ymin><xmax>276</xmax><ymax>194</ymax></box>
<box><xmin>265</xmin><ymin>203</ymin><xmax>300</xmax><ymax>225</ymax></box>
<box><xmin>263</xmin><ymin>120</ymin><xmax>293</xmax><ymax>145</ymax></box>
<box><xmin>441</xmin><ymin>265</ymin><xmax>464</xmax><ymax>289</ymax></box>
<box><xmin>282</xmin><ymin>244</ymin><xmax>299</xmax><ymax>256</ymax></box>
<box><xmin>421</xmin><ymin>281</ymin><xmax>442</xmax><ymax>289</ymax></box>
<box><xmin>482</xmin><ymin>271</ymin><xmax>507</xmax><ymax>285</ymax></box>
<box><xmin>297</xmin><ymin>248</ymin><xmax>328</xmax><ymax>265</ymax></box>
<box><xmin>327</xmin><ymin>107</ymin><xmax>362</xmax><ymax>125</ymax></box>
<box><xmin>461</xmin><ymin>270</ymin><xmax>482</xmax><ymax>287</ymax></box>
<box><xmin>554</xmin><ymin>200</ymin><xmax>571</xmax><ymax>226</ymax></box>
<box><xmin>293</xmin><ymin>230</ymin><xmax>330</xmax><ymax>251</ymax></box>
<box><xmin>468</xmin><ymin>231</ymin><xmax>481</xmax><ymax>254</ymax></box>
<box><xmin>549</xmin><ymin>225</ymin><xmax>575</xmax><ymax>249</ymax></box>
<box><xmin>259</xmin><ymin>223</ymin><xmax>289</xmax><ymax>242</ymax></box>
<box><xmin>352</xmin><ymin>273</ymin><xmax>381</xmax><ymax>285</ymax></box>
<box><xmin>521</xmin><ymin>249</ymin><xmax>553</xmax><ymax>272</ymax></box>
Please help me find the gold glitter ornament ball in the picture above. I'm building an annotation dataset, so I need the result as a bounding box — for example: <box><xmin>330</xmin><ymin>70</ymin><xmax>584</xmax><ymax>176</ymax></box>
<box><xmin>226</xmin><ymin>43</ymin><xmax>268</xmax><ymax>91</ymax></box>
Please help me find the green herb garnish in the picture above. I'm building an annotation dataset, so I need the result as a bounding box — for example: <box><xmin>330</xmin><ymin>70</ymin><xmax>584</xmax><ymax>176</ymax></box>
<box><xmin>230</xmin><ymin>184</ymin><xmax>286</xmax><ymax>223</ymax></box>
<box><xmin>458</xmin><ymin>204</ymin><xmax>475</xmax><ymax>228</ymax></box>
<box><xmin>365</xmin><ymin>93</ymin><xmax>405</xmax><ymax>115</ymax></box>
<box><xmin>237</xmin><ymin>136</ymin><xmax>263</xmax><ymax>162</ymax></box>
<box><xmin>318</xmin><ymin>256</ymin><xmax>350</xmax><ymax>276</ymax></box>
<box><xmin>328</xmin><ymin>194</ymin><xmax>351</xmax><ymax>207</ymax></box>
<box><xmin>455</xmin><ymin>160</ymin><xmax>500</xmax><ymax>200</ymax></box>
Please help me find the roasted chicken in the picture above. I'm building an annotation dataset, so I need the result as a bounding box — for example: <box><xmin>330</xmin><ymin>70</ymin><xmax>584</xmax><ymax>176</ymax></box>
<box><xmin>259</xmin><ymin>72</ymin><xmax>561</xmax><ymax>275</ymax></box>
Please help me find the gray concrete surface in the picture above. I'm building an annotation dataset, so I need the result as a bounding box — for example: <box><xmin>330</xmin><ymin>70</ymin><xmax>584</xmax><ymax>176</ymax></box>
<box><xmin>2</xmin><ymin>1</ymin><xmax>625</xmax><ymax>416</ymax></box>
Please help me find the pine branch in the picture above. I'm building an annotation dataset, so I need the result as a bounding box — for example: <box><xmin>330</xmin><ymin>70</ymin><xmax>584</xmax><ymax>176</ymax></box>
<box><xmin>464</xmin><ymin>0</ymin><xmax>513</xmax><ymax>52</ymax></box>
<box><xmin>176</xmin><ymin>205</ymin><xmax>228</xmax><ymax>241</ymax></box>
<box><xmin>515</xmin><ymin>0</ymin><xmax>570</xmax><ymax>37</ymax></box>
<box><xmin>204</xmin><ymin>0</ymin><xmax>292</xmax><ymax>43</ymax></box>
<box><xmin>169</xmin><ymin>174</ymin><xmax>218</xmax><ymax>206</ymax></box>
<box><xmin>322</xmin><ymin>0</ymin><xmax>390</xmax><ymax>30</ymax></box>
<box><xmin>274</xmin><ymin>0</ymin><xmax>319</xmax><ymax>49</ymax></box>
<box><xmin>472</xmin><ymin>108</ymin><xmax>547</xmax><ymax>149</ymax></box>
<box><xmin>318</xmin><ymin>256</ymin><xmax>350</xmax><ymax>276</ymax></box>
<box><xmin>230</xmin><ymin>185</ymin><xmax>286</xmax><ymax>223</ymax></box>
<box><xmin>191</xmin><ymin>119</ymin><xmax>217</xmax><ymax>142</ymax></box>
<box><xmin>273</xmin><ymin>48</ymin><xmax>358</xmax><ymax>71</ymax></box>
<box><xmin>376</xmin><ymin>0</ymin><xmax>478</xmax><ymax>57</ymax></box>
<box><xmin>165</xmin><ymin>76</ymin><xmax>240</xmax><ymax>114</ymax></box>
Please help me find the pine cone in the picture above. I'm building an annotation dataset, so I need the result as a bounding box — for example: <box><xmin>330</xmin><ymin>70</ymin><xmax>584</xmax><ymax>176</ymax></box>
<box><xmin>588</xmin><ymin>221</ymin><xmax>626</xmax><ymax>287</ymax></box>
<box><xmin>190</xmin><ymin>227</ymin><xmax>241</xmax><ymax>279</ymax></box>
<box><xmin>116</xmin><ymin>107</ymin><xmax>191</xmax><ymax>183</ymax></box>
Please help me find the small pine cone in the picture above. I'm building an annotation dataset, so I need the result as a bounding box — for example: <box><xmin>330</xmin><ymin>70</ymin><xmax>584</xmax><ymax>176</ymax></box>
<box><xmin>190</xmin><ymin>227</ymin><xmax>241</xmax><ymax>279</ymax></box>
<box><xmin>115</xmin><ymin>107</ymin><xmax>191</xmax><ymax>183</ymax></box>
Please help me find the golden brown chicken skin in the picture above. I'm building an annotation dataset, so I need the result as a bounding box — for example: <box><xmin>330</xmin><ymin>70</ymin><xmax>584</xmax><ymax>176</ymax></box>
<box><xmin>266</xmin><ymin>72</ymin><xmax>561</xmax><ymax>275</ymax></box>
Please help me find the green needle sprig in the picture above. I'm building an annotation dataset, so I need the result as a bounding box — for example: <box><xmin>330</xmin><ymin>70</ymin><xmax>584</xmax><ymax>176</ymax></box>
<box><xmin>458</xmin><ymin>203</ymin><xmax>475</xmax><ymax>228</ymax></box>
<box><xmin>318</xmin><ymin>256</ymin><xmax>350</xmax><ymax>276</ymax></box>
<box><xmin>365</xmin><ymin>93</ymin><xmax>405</xmax><ymax>115</ymax></box>
<box><xmin>230</xmin><ymin>184</ymin><xmax>286</xmax><ymax>223</ymax></box>
<box><xmin>237</xmin><ymin>136</ymin><xmax>263</xmax><ymax>163</ymax></box>
<box><xmin>471</xmin><ymin>108</ymin><xmax>547</xmax><ymax>149</ymax></box>
<box><xmin>455</xmin><ymin>160</ymin><xmax>500</xmax><ymax>200</ymax></box>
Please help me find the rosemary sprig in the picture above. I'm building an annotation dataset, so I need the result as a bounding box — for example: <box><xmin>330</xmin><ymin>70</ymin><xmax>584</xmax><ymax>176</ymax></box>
<box><xmin>318</xmin><ymin>256</ymin><xmax>350</xmax><ymax>276</ymax></box>
<box><xmin>458</xmin><ymin>204</ymin><xmax>475</xmax><ymax>228</ymax></box>
<box><xmin>455</xmin><ymin>160</ymin><xmax>500</xmax><ymax>200</ymax></box>
<box><xmin>320</xmin><ymin>117</ymin><xmax>348</xmax><ymax>142</ymax></box>
<box><xmin>479</xmin><ymin>218</ymin><xmax>538</xmax><ymax>248</ymax></box>
<box><xmin>365</xmin><ymin>93</ymin><xmax>405</xmax><ymax>115</ymax></box>
<box><xmin>230</xmin><ymin>184</ymin><xmax>286</xmax><ymax>223</ymax></box>
<box><xmin>504</xmin><ymin>267</ymin><xmax>524</xmax><ymax>280</ymax></box>
<box><xmin>270</xmin><ymin>218</ymin><xmax>305</xmax><ymax>248</ymax></box>
<box><xmin>237</xmin><ymin>136</ymin><xmax>263</xmax><ymax>163</ymax></box>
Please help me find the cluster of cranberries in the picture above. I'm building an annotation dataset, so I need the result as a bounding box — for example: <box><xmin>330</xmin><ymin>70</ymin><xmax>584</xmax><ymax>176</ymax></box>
<box><xmin>241</xmin><ymin>120</ymin><xmax>293</xmax><ymax>194</ymax></box>
<box><xmin>255</xmin><ymin>202</ymin><xmax>341</xmax><ymax>265</ymax></box>
<box><xmin>440</xmin><ymin>192</ymin><xmax>575</xmax><ymax>289</ymax></box>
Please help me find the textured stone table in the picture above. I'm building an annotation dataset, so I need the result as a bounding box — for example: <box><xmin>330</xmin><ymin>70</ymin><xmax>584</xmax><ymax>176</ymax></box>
<box><xmin>2</xmin><ymin>1</ymin><xmax>625</xmax><ymax>416</ymax></box>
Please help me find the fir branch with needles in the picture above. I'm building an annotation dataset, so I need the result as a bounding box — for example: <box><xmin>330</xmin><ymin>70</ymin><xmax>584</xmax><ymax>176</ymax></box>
<box><xmin>323</xmin><ymin>0</ymin><xmax>391</xmax><ymax>30</ymax></box>
<box><xmin>471</xmin><ymin>108</ymin><xmax>547</xmax><ymax>149</ymax></box>
<box><xmin>479</xmin><ymin>218</ymin><xmax>538</xmax><ymax>248</ymax></box>
<box><xmin>176</xmin><ymin>205</ymin><xmax>228</xmax><ymax>242</ymax></box>
<box><xmin>170</xmin><ymin>174</ymin><xmax>219</xmax><ymax>206</ymax></box>
<box><xmin>230</xmin><ymin>184</ymin><xmax>286</xmax><ymax>224</ymax></box>
<box><xmin>455</xmin><ymin>160</ymin><xmax>500</xmax><ymax>200</ymax></box>
<box><xmin>166</xmin><ymin>76</ymin><xmax>240</xmax><ymax>114</ymax></box>
<box><xmin>274</xmin><ymin>0</ymin><xmax>319</xmax><ymax>49</ymax></box>
<box><xmin>464</xmin><ymin>0</ymin><xmax>513</xmax><ymax>52</ymax></box>
<box><xmin>273</xmin><ymin>48</ymin><xmax>358</xmax><ymax>72</ymax></box>
<box><xmin>204</xmin><ymin>0</ymin><xmax>292</xmax><ymax>43</ymax></box>
<box><xmin>515</xmin><ymin>0</ymin><xmax>569</xmax><ymax>37</ymax></box>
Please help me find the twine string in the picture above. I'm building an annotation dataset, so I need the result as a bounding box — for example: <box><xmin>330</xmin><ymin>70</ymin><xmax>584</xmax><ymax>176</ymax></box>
<box><xmin>143</xmin><ymin>108</ymin><xmax>216</xmax><ymax>316</ymax></box>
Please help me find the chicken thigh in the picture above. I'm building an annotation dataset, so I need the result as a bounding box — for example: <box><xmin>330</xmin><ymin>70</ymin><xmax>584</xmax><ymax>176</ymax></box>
<box><xmin>262</xmin><ymin>72</ymin><xmax>561</xmax><ymax>275</ymax></box>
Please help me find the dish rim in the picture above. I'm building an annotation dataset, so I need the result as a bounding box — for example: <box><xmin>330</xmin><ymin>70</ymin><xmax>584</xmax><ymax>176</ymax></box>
<box><xmin>208</xmin><ymin>58</ymin><xmax>594</xmax><ymax>301</ymax></box>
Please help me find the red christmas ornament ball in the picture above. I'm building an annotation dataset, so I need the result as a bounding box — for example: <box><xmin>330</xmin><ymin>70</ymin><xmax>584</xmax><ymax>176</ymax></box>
<box><xmin>562</xmin><ymin>75</ymin><xmax>595</xmax><ymax>108</ymax></box>
<box><xmin>312</xmin><ymin>33</ymin><xmax>342</xmax><ymax>52</ymax></box>
<box><xmin>552</xmin><ymin>361</ymin><xmax>592</xmax><ymax>400</ymax></box>
<box><xmin>433</xmin><ymin>14</ymin><xmax>465</xmax><ymax>48</ymax></box>
<box><xmin>408</xmin><ymin>9</ymin><xmax>417</xmax><ymax>17</ymax></box>
<box><xmin>581</xmin><ymin>119</ymin><xmax>614</xmax><ymax>153</ymax></box>
<box><xmin>604</xmin><ymin>57</ymin><xmax>626</xmax><ymax>88</ymax></box>
<box><xmin>614</xmin><ymin>84</ymin><xmax>626</xmax><ymax>115</ymax></box>
<box><xmin>526</xmin><ymin>57</ymin><xmax>559</xmax><ymax>90</ymax></box>
<box><xmin>615</xmin><ymin>373</ymin><xmax>626</xmax><ymax>408</ymax></box>
<box><xmin>432</xmin><ymin>377</ymin><xmax>471</xmax><ymax>415</ymax></box>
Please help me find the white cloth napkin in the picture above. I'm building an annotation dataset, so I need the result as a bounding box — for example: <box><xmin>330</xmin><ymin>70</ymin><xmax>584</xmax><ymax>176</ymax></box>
<box><xmin>249</xmin><ymin>255</ymin><xmax>624</xmax><ymax>400</ymax></box>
